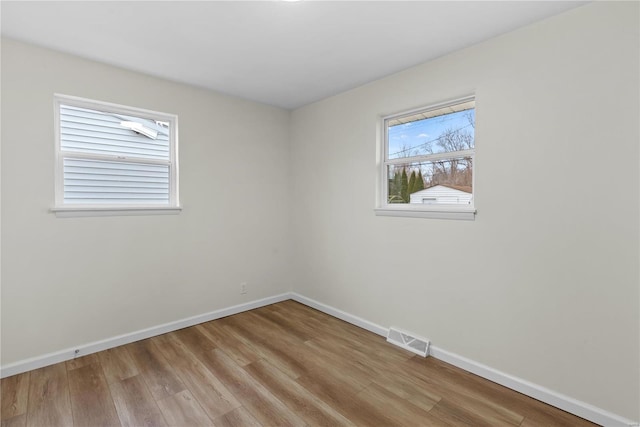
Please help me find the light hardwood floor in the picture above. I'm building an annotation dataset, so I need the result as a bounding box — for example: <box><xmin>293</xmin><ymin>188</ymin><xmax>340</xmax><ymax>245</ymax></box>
<box><xmin>1</xmin><ymin>300</ymin><xmax>597</xmax><ymax>426</ymax></box>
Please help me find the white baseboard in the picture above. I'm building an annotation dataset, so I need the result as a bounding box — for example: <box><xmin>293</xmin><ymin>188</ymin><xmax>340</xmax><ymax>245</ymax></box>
<box><xmin>290</xmin><ymin>292</ymin><xmax>639</xmax><ymax>427</ymax></box>
<box><xmin>290</xmin><ymin>292</ymin><xmax>388</xmax><ymax>336</ymax></box>
<box><xmin>2</xmin><ymin>291</ymin><xmax>637</xmax><ymax>427</ymax></box>
<box><xmin>0</xmin><ymin>293</ymin><xmax>291</xmax><ymax>379</ymax></box>
<box><xmin>429</xmin><ymin>346</ymin><xmax>638</xmax><ymax>427</ymax></box>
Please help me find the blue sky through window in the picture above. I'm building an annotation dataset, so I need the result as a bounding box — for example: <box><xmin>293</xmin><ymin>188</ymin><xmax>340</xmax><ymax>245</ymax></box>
<box><xmin>388</xmin><ymin>109</ymin><xmax>475</xmax><ymax>159</ymax></box>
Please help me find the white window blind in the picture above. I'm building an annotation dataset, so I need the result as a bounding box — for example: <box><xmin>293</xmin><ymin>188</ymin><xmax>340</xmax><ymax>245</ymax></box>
<box><xmin>54</xmin><ymin>95</ymin><xmax>179</xmax><ymax>214</ymax></box>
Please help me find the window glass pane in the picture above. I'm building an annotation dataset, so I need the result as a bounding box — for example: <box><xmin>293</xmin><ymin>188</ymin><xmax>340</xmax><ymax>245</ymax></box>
<box><xmin>387</xmin><ymin>158</ymin><xmax>473</xmax><ymax>205</ymax></box>
<box><xmin>387</xmin><ymin>108</ymin><xmax>475</xmax><ymax>160</ymax></box>
<box><xmin>63</xmin><ymin>158</ymin><xmax>169</xmax><ymax>204</ymax></box>
<box><xmin>60</xmin><ymin>104</ymin><xmax>170</xmax><ymax>160</ymax></box>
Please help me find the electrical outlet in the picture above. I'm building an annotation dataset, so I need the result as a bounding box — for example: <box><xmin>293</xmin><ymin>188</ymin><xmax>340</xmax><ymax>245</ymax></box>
<box><xmin>240</xmin><ymin>282</ymin><xmax>248</xmax><ymax>294</ymax></box>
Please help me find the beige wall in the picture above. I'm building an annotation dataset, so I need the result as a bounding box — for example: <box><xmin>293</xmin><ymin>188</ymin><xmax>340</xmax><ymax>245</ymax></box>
<box><xmin>1</xmin><ymin>39</ymin><xmax>292</xmax><ymax>364</ymax></box>
<box><xmin>290</xmin><ymin>2</ymin><xmax>639</xmax><ymax>420</ymax></box>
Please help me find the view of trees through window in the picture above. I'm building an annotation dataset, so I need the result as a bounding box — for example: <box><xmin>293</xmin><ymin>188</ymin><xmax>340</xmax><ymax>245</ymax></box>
<box><xmin>386</xmin><ymin>105</ymin><xmax>475</xmax><ymax>204</ymax></box>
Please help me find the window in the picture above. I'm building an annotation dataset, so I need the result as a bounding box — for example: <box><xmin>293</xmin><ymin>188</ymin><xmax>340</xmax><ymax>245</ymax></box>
<box><xmin>52</xmin><ymin>94</ymin><xmax>180</xmax><ymax>216</ymax></box>
<box><xmin>376</xmin><ymin>96</ymin><xmax>476</xmax><ymax>220</ymax></box>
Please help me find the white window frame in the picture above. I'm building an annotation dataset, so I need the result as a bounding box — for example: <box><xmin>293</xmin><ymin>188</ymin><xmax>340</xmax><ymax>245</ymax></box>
<box><xmin>51</xmin><ymin>94</ymin><xmax>181</xmax><ymax>217</ymax></box>
<box><xmin>375</xmin><ymin>95</ymin><xmax>476</xmax><ymax>221</ymax></box>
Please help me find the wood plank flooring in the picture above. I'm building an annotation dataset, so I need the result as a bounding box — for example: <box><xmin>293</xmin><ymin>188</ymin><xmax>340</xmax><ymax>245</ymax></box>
<box><xmin>1</xmin><ymin>300</ymin><xmax>598</xmax><ymax>426</ymax></box>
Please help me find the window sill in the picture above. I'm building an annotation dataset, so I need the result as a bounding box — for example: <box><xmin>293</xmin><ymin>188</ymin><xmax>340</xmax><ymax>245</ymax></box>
<box><xmin>374</xmin><ymin>206</ymin><xmax>476</xmax><ymax>220</ymax></box>
<box><xmin>51</xmin><ymin>206</ymin><xmax>182</xmax><ymax>218</ymax></box>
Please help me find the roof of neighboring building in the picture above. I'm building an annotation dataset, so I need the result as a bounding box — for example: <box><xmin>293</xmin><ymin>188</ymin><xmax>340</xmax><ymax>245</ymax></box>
<box><xmin>423</xmin><ymin>184</ymin><xmax>472</xmax><ymax>194</ymax></box>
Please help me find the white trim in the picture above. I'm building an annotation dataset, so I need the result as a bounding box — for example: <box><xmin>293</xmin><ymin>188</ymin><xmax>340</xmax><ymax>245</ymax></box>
<box><xmin>289</xmin><ymin>293</ymin><xmax>639</xmax><ymax>427</ymax></box>
<box><xmin>429</xmin><ymin>346</ymin><xmax>638</xmax><ymax>427</ymax></box>
<box><xmin>57</xmin><ymin>152</ymin><xmax>172</xmax><ymax>166</ymax></box>
<box><xmin>51</xmin><ymin>206</ymin><xmax>182</xmax><ymax>218</ymax></box>
<box><xmin>385</xmin><ymin>149</ymin><xmax>475</xmax><ymax>166</ymax></box>
<box><xmin>290</xmin><ymin>292</ymin><xmax>388</xmax><ymax>336</ymax></box>
<box><xmin>374</xmin><ymin>206</ymin><xmax>476</xmax><ymax>220</ymax></box>
<box><xmin>0</xmin><ymin>293</ymin><xmax>290</xmax><ymax>379</ymax></box>
<box><xmin>381</xmin><ymin>95</ymin><xmax>476</xmax><ymax>125</ymax></box>
<box><xmin>54</xmin><ymin>94</ymin><xmax>177</xmax><ymax>120</ymax></box>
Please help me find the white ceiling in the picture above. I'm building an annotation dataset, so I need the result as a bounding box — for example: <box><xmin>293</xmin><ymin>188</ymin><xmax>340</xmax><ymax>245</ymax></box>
<box><xmin>1</xmin><ymin>1</ymin><xmax>585</xmax><ymax>109</ymax></box>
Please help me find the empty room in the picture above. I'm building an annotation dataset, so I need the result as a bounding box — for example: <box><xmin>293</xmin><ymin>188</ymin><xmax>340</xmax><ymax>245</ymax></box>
<box><xmin>1</xmin><ymin>1</ymin><xmax>638</xmax><ymax>426</ymax></box>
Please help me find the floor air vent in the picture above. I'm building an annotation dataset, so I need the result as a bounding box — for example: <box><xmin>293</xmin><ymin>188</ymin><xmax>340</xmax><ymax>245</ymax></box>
<box><xmin>386</xmin><ymin>327</ymin><xmax>430</xmax><ymax>357</ymax></box>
